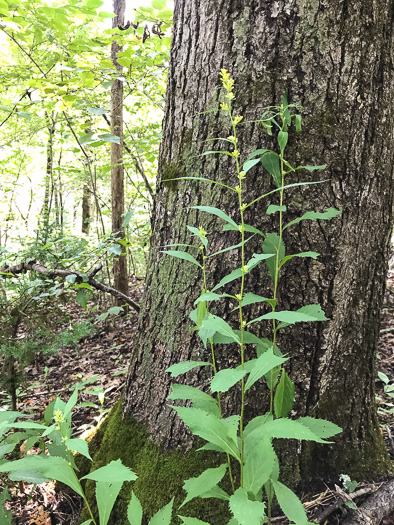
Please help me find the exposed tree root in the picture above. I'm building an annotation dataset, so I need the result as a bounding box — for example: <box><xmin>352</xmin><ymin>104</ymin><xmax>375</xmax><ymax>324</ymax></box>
<box><xmin>341</xmin><ymin>479</ymin><xmax>394</xmax><ymax>525</ymax></box>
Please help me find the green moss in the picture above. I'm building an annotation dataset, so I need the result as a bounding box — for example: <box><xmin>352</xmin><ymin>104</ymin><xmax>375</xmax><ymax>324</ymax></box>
<box><xmin>79</xmin><ymin>400</ymin><xmax>231</xmax><ymax>525</ymax></box>
<box><xmin>162</xmin><ymin>162</ymin><xmax>182</xmax><ymax>192</ymax></box>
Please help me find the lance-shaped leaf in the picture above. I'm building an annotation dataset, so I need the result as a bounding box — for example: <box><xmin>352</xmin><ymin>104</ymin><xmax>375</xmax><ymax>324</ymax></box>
<box><xmin>266</xmin><ymin>204</ymin><xmax>286</xmax><ymax>215</ymax></box>
<box><xmin>0</xmin><ymin>455</ymin><xmax>84</xmax><ymax>497</ymax></box>
<box><xmin>149</xmin><ymin>498</ymin><xmax>174</xmax><ymax>525</ymax></box>
<box><xmin>297</xmin><ymin>417</ymin><xmax>342</xmax><ymax>439</ymax></box>
<box><xmin>211</xmin><ymin>253</ymin><xmax>274</xmax><ymax>292</ymax></box>
<box><xmin>262</xmin><ymin>233</ymin><xmax>285</xmax><ymax>284</ymax></box>
<box><xmin>244</xmin><ymin>436</ymin><xmax>276</xmax><ymax>497</ymax></box>
<box><xmin>127</xmin><ymin>492</ymin><xmax>143</xmax><ymax>525</ymax></box>
<box><xmin>82</xmin><ymin>459</ymin><xmax>137</xmax><ymax>483</ymax></box>
<box><xmin>274</xmin><ymin>370</ymin><xmax>295</xmax><ymax>418</ymax></box>
<box><xmin>245</xmin><ymin>348</ymin><xmax>288</xmax><ymax>391</ymax></box>
<box><xmin>229</xmin><ymin>488</ymin><xmax>266</xmax><ymax>525</ymax></box>
<box><xmin>272</xmin><ymin>481</ymin><xmax>309</xmax><ymax>525</ymax></box>
<box><xmin>278</xmin><ymin>131</ymin><xmax>288</xmax><ymax>152</ymax></box>
<box><xmin>279</xmin><ymin>252</ymin><xmax>319</xmax><ymax>268</ymax></box>
<box><xmin>66</xmin><ymin>438</ymin><xmax>91</xmax><ymax>460</ymax></box>
<box><xmin>194</xmin><ymin>292</ymin><xmax>230</xmax><ymax>304</ymax></box>
<box><xmin>187</xmin><ymin>226</ymin><xmax>208</xmax><ymax>248</ymax></box>
<box><xmin>191</xmin><ymin>206</ymin><xmax>238</xmax><ymax>228</ymax></box>
<box><xmin>181</xmin><ymin>465</ymin><xmax>227</xmax><ymax>507</ymax></box>
<box><xmin>248</xmin><ymin>304</ymin><xmax>328</xmax><ymax>327</ymax></box>
<box><xmin>243</xmin><ymin>158</ymin><xmax>260</xmax><ymax>173</ymax></box>
<box><xmin>211</xmin><ymin>369</ymin><xmax>247</xmax><ymax>393</ymax></box>
<box><xmin>244</xmin><ymin>418</ymin><xmax>332</xmax><ymax>444</ymax></box>
<box><xmin>199</xmin><ymin>315</ymin><xmax>240</xmax><ymax>347</ymax></box>
<box><xmin>260</xmin><ymin>151</ymin><xmax>281</xmax><ymax>187</ymax></box>
<box><xmin>162</xmin><ymin>250</ymin><xmax>201</xmax><ymax>268</ymax></box>
<box><xmin>284</xmin><ymin>207</ymin><xmax>342</xmax><ymax>230</ymax></box>
<box><xmin>296</xmin><ymin>164</ymin><xmax>326</xmax><ymax>172</ymax></box>
<box><xmin>166</xmin><ymin>361</ymin><xmax>212</xmax><ymax>378</ymax></box>
<box><xmin>168</xmin><ymin>385</ymin><xmax>219</xmax><ymax>417</ymax></box>
<box><xmin>241</xmin><ymin>293</ymin><xmax>273</xmax><ymax>307</ymax></box>
<box><xmin>171</xmin><ymin>407</ymin><xmax>240</xmax><ymax>460</ymax></box>
<box><xmin>200</xmin><ymin>485</ymin><xmax>229</xmax><ymax>501</ymax></box>
<box><xmin>246</xmin><ymin>148</ymin><xmax>268</xmax><ymax>161</ymax></box>
<box><xmin>96</xmin><ymin>481</ymin><xmax>123</xmax><ymax>525</ymax></box>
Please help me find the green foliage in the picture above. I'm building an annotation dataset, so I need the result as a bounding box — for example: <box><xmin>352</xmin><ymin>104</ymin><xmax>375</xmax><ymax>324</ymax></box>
<box><xmin>163</xmin><ymin>69</ymin><xmax>342</xmax><ymax>524</ymax></box>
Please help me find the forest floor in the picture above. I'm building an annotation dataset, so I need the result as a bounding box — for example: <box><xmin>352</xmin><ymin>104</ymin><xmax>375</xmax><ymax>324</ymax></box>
<box><xmin>2</xmin><ymin>274</ymin><xmax>394</xmax><ymax>525</ymax></box>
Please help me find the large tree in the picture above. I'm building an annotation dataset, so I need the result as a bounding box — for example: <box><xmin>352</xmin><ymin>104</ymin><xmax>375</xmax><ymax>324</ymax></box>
<box><xmin>90</xmin><ymin>0</ymin><xmax>393</xmax><ymax>521</ymax></box>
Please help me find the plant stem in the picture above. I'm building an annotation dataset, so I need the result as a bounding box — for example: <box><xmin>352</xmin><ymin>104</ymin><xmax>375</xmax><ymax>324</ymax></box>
<box><xmin>202</xmin><ymin>250</ymin><xmax>235</xmax><ymax>492</ymax></box>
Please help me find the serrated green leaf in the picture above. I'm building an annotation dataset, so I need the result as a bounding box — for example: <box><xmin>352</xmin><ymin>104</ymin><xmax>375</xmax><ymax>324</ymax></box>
<box><xmin>181</xmin><ymin>465</ymin><xmax>227</xmax><ymax>507</ymax></box>
<box><xmin>148</xmin><ymin>498</ymin><xmax>174</xmax><ymax>525</ymax></box>
<box><xmin>127</xmin><ymin>492</ymin><xmax>143</xmax><ymax>525</ymax></box>
<box><xmin>211</xmin><ymin>369</ymin><xmax>247</xmax><ymax>393</ymax></box>
<box><xmin>171</xmin><ymin>407</ymin><xmax>240</xmax><ymax>460</ymax></box>
<box><xmin>245</xmin><ymin>418</ymin><xmax>330</xmax><ymax>444</ymax></box>
<box><xmin>166</xmin><ymin>361</ymin><xmax>211</xmax><ymax>377</ymax></box>
<box><xmin>199</xmin><ymin>315</ymin><xmax>240</xmax><ymax>347</ymax></box>
<box><xmin>0</xmin><ymin>456</ymin><xmax>84</xmax><ymax>496</ymax></box>
<box><xmin>229</xmin><ymin>488</ymin><xmax>266</xmax><ymax>525</ymax></box>
<box><xmin>162</xmin><ymin>250</ymin><xmax>201</xmax><ymax>268</ymax></box>
<box><xmin>274</xmin><ymin>370</ymin><xmax>295</xmax><ymax>418</ymax></box>
<box><xmin>248</xmin><ymin>304</ymin><xmax>328</xmax><ymax>327</ymax></box>
<box><xmin>272</xmin><ymin>481</ymin><xmax>308</xmax><ymax>525</ymax></box>
<box><xmin>168</xmin><ymin>384</ymin><xmax>217</xmax><ymax>412</ymax></box>
<box><xmin>96</xmin><ymin>481</ymin><xmax>123</xmax><ymax>525</ymax></box>
<box><xmin>66</xmin><ymin>438</ymin><xmax>91</xmax><ymax>460</ymax></box>
<box><xmin>297</xmin><ymin>417</ymin><xmax>342</xmax><ymax>439</ymax></box>
<box><xmin>200</xmin><ymin>485</ymin><xmax>229</xmax><ymax>501</ymax></box>
<box><xmin>82</xmin><ymin>459</ymin><xmax>137</xmax><ymax>483</ymax></box>
<box><xmin>244</xmin><ymin>436</ymin><xmax>275</xmax><ymax>496</ymax></box>
<box><xmin>245</xmin><ymin>348</ymin><xmax>287</xmax><ymax>391</ymax></box>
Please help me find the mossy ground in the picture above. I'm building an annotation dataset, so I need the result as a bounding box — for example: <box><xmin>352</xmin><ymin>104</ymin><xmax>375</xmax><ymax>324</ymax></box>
<box><xmin>78</xmin><ymin>399</ymin><xmax>231</xmax><ymax>525</ymax></box>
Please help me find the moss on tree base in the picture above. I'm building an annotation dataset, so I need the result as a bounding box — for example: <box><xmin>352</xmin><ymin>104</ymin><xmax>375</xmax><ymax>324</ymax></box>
<box><xmin>78</xmin><ymin>399</ymin><xmax>231</xmax><ymax>525</ymax></box>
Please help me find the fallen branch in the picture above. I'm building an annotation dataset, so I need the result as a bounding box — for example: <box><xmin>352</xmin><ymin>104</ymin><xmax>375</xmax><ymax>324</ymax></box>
<box><xmin>340</xmin><ymin>479</ymin><xmax>394</xmax><ymax>525</ymax></box>
<box><xmin>1</xmin><ymin>262</ymin><xmax>140</xmax><ymax>313</ymax></box>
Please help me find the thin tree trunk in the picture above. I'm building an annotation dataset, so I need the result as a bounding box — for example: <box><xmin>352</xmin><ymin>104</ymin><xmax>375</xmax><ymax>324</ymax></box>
<box><xmin>111</xmin><ymin>0</ymin><xmax>128</xmax><ymax>301</ymax></box>
<box><xmin>123</xmin><ymin>0</ymin><xmax>393</xmax><ymax>486</ymax></box>
<box><xmin>40</xmin><ymin>112</ymin><xmax>56</xmax><ymax>242</ymax></box>
<box><xmin>81</xmin><ymin>178</ymin><xmax>91</xmax><ymax>235</ymax></box>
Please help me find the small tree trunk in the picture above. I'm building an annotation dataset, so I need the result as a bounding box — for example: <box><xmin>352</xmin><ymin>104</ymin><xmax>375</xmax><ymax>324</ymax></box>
<box><xmin>111</xmin><ymin>0</ymin><xmax>128</xmax><ymax>300</ymax></box>
<box><xmin>81</xmin><ymin>179</ymin><xmax>91</xmax><ymax>235</ymax></box>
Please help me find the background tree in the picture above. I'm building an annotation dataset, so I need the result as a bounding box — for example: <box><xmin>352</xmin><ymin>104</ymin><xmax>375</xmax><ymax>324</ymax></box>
<box><xmin>110</xmin><ymin>0</ymin><xmax>128</xmax><ymax>300</ymax></box>
<box><xmin>104</xmin><ymin>0</ymin><xmax>394</xmax><ymax>507</ymax></box>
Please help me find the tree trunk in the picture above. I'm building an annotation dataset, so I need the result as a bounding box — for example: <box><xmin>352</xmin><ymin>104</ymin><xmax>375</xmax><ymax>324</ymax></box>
<box><xmin>81</xmin><ymin>180</ymin><xmax>91</xmax><ymax>235</ymax></box>
<box><xmin>111</xmin><ymin>0</ymin><xmax>128</xmax><ymax>301</ymax></box>
<box><xmin>121</xmin><ymin>0</ymin><xmax>394</xmax><ymax>485</ymax></box>
<box><xmin>40</xmin><ymin>112</ymin><xmax>56</xmax><ymax>242</ymax></box>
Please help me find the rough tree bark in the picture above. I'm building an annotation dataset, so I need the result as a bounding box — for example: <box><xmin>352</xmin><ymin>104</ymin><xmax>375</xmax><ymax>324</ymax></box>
<box><xmin>120</xmin><ymin>0</ymin><xmax>394</xmax><ymax>487</ymax></box>
<box><xmin>111</xmin><ymin>0</ymin><xmax>128</xmax><ymax>301</ymax></box>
